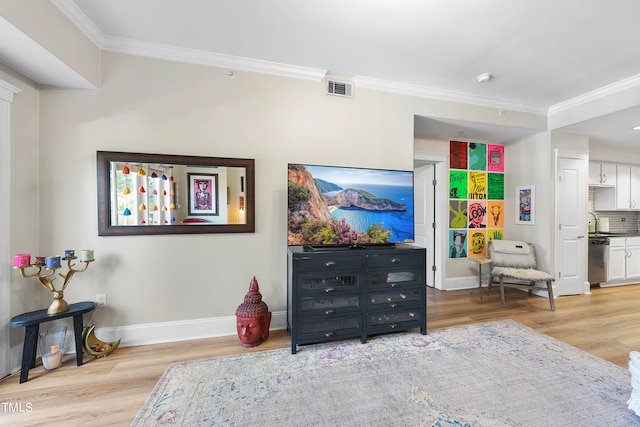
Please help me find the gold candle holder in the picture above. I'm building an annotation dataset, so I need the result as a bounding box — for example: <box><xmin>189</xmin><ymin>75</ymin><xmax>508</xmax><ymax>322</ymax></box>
<box><xmin>13</xmin><ymin>256</ymin><xmax>94</xmax><ymax>314</ymax></box>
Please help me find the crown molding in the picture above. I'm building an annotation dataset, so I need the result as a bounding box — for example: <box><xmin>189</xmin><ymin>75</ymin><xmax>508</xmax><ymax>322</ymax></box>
<box><xmin>0</xmin><ymin>79</ymin><xmax>22</xmax><ymax>102</ymax></box>
<box><xmin>51</xmin><ymin>0</ymin><xmax>106</xmax><ymax>46</ymax></box>
<box><xmin>354</xmin><ymin>75</ymin><xmax>548</xmax><ymax>115</ymax></box>
<box><xmin>101</xmin><ymin>36</ymin><xmax>327</xmax><ymax>81</ymax></box>
<box><xmin>53</xmin><ymin>0</ymin><xmax>327</xmax><ymax>81</ymax></box>
<box><xmin>549</xmin><ymin>73</ymin><xmax>640</xmax><ymax>115</ymax></box>
<box><xmin>55</xmin><ymin>0</ymin><xmax>636</xmax><ymax>114</ymax></box>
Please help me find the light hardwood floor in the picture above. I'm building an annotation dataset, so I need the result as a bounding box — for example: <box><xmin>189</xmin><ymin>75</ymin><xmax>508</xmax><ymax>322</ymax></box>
<box><xmin>2</xmin><ymin>284</ymin><xmax>640</xmax><ymax>426</ymax></box>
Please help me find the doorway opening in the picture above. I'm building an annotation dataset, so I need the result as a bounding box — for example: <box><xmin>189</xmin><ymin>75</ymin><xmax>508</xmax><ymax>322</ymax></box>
<box><xmin>414</xmin><ymin>152</ymin><xmax>447</xmax><ymax>290</ymax></box>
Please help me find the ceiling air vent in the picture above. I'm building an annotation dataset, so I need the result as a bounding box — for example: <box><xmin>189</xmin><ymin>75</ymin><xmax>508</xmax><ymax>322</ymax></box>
<box><xmin>326</xmin><ymin>80</ymin><xmax>353</xmax><ymax>98</ymax></box>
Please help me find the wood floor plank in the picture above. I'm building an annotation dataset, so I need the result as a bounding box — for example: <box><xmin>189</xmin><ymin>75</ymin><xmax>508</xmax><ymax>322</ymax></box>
<box><xmin>1</xmin><ymin>284</ymin><xmax>639</xmax><ymax>426</ymax></box>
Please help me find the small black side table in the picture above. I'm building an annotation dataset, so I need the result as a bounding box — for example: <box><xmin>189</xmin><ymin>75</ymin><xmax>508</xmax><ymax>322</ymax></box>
<box><xmin>10</xmin><ymin>301</ymin><xmax>97</xmax><ymax>383</ymax></box>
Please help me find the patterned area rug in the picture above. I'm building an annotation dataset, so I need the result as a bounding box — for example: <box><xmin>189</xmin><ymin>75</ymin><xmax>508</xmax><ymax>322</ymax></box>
<box><xmin>131</xmin><ymin>320</ymin><xmax>639</xmax><ymax>426</ymax></box>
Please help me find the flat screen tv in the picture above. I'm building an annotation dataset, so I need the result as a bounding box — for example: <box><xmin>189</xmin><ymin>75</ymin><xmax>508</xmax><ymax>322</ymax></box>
<box><xmin>287</xmin><ymin>164</ymin><xmax>415</xmax><ymax>247</ymax></box>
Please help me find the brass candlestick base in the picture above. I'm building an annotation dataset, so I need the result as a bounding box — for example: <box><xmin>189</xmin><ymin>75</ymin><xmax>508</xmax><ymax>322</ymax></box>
<box><xmin>14</xmin><ymin>257</ymin><xmax>94</xmax><ymax>314</ymax></box>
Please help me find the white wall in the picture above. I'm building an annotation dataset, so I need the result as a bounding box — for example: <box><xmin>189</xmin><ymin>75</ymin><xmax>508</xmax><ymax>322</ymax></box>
<box><xmin>28</xmin><ymin>50</ymin><xmax>552</xmax><ymax>331</ymax></box>
<box><xmin>35</xmin><ymin>52</ymin><xmax>421</xmax><ymax>329</ymax></box>
<box><xmin>1</xmin><ymin>14</ymin><xmax>570</xmax><ymax>360</ymax></box>
<box><xmin>504</xmin><ymin>132</ymin><xmax>553</xmax><ymax>271</ymax></box>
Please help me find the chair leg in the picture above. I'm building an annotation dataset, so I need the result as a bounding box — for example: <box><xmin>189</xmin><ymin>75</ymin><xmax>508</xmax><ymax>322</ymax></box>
<box><xmin>499</xmin><ymin>276</ymin><xmax>506</xmax><ymax>305</ymax></box>
<box><xmin>546</xmin><ymin>280</ymin><xmax>556</xmax><ymax>311</ymax></box>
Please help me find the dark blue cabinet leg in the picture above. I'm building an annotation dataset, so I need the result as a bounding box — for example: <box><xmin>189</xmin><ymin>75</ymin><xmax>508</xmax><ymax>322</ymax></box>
<box><xmin>20</xmin><ymin>325</ymin><xmax>39</xmax><ymax>383</ymax></box>
<box><xmin>72</xmin><ymin>314</ymin><xmax>84</xmax><ymax>366</ymax></box>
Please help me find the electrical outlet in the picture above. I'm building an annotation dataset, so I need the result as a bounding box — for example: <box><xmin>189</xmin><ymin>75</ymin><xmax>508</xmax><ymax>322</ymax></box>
<box><xmin>96</xmin><ymin>294</ymin><xmax>107</xmax><ymax>308</ymax></box>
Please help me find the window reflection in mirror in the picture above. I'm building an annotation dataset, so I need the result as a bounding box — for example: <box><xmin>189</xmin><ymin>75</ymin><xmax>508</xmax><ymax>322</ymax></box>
<box><xmin>97</xmin><ymin>151</ymin><xmax>254</xmax><ymax>235</ymax></box>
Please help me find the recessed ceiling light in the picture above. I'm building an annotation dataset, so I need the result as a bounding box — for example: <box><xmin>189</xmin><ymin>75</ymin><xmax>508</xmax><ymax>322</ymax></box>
<box><xmin>633</xmin><ymin>125</ymin><xmax>640</xmax><ymax>130</ymax></box>
<box><xmin>476</xmin><ymin>73</ymin><xmax>492</xmax><ymax>83</ymax></box>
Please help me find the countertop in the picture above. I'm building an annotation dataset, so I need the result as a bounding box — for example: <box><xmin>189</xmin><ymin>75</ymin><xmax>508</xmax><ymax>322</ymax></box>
<box><xmin>588</xmin><ymin>232</ymin><xmax>640</xmax><ymax>238</ymax></box>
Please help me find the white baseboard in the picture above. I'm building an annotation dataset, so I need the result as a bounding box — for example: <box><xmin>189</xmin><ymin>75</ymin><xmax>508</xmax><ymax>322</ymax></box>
<box><xmin>8</xmin><ymin>311</ymin><xmax>288</xmax><ymax>375</ymax></box>
<box><xmin>87</xmin><ymin>310</ymin><xmax>288</xmax><ymax>348</ymax></box>
<box><xmin>445</xmin><ymin>275</ymin><xmax>486</xmax><ymax>291</ymax></box>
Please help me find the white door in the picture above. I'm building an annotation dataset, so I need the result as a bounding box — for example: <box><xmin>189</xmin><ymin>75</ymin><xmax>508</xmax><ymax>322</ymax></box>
<box><xmin>555</xmin><ymin>151</ymin><xmax>588</xmax><ymax>295</ymax></box>
<box><xmin>414</xmin><ymin>164</ymin><xmax>435</xmax><ymax>287</ymax></box>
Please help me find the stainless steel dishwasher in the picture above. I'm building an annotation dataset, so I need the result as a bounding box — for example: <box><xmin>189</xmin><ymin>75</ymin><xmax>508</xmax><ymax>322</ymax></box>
<box><xmin>588</xmin><ymin>236</ymin><xmax>610</xmax><ymax>285</ymax></box>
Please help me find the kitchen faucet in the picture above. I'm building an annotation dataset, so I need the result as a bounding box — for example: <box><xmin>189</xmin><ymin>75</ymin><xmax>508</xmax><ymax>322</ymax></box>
<box><xmin>588</xmin><ymin>211</ymin><xmax>599</xmax><ymax>234</ymax></box>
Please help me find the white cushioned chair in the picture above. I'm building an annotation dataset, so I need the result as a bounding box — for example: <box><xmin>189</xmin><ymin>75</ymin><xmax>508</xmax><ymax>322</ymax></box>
<box><xmin>488</xmin><ymin>240</ymin><xmax>555</xmax><ymax>311</ymax></box>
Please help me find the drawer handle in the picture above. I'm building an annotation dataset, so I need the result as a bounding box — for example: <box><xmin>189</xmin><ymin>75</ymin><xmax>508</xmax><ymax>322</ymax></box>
<box><xmin>390</xmin><ymin>323</ymin><xmax>401</xmax><ymax>329</ymax></box>
<box><xmin>390</xmin><ymin>303</ymin><xmax>399</xmax><ymax>308</ymax></box>
<box><xmin>324</xmin><ymin>287</ymin><xmax>336</xmax><ymax>293</ymax></box>
<box><xmin>325</xmin><ymin>261</ymin><xmax>337</xmax><ymax>268</ymax></box>
<box><xmin>324</xmin><ymin>331</ymin><xmax>336</xmax><ymax>337</ymax></box>
<box><xmin>324</xmin><ymin>309</ymin><xmax>336</xmax><ymax>315</ymax></box>
<box><xmin>390</xmin><ymin>283</ymin><xmax>400</xmax><ymax>288</ymax></box>
<box><xmin>391</xmin><ymin>258</ymin><xmax>401</xmax><ymax>264</ymax></box>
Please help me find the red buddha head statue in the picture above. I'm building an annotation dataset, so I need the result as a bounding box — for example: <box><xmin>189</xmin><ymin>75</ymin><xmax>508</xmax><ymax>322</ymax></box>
<box><xmin>235</xmin><ymin>276</ymin><xmax>271</xmax><ymax>348</ymax></box>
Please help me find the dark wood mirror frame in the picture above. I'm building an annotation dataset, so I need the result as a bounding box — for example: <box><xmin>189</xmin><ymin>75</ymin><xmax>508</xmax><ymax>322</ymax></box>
<box><xmin>97</xmin><ymin>151</ymin><xmax>255</xmax><ymax>236</ymax></box>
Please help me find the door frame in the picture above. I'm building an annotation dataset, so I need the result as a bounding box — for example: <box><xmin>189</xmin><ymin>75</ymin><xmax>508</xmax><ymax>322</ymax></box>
<box><xmin>0</xmin><ymin>79</ymin><xmax>20</xmax><ymax>379</ymax></box>
<box><xmin>414</xmin><ymin>152</ymin><xmax>447</xmax><ymax>290</ymax></box>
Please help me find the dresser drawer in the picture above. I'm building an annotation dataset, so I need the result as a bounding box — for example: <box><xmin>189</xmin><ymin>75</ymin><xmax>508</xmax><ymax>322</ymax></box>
<box><xmin>367</xmin><ymin>268</ymin><xmax>424</xmax><ymax>289</ymax></box>
<box><xmin>298</xmin><ymin>316</ymin><xmax>363</xmax><ymax>341</ymax></box>
<box><xmin>366</xmin><ymin>251</ymin><xmax>425</xmax><ymax>269</ymax></box>
<box><xmin>366</xmin><ymin>288</ymin><xmax>424</xmax><ymax>311</ymax></box>
<box><xmin>297</xmin><ymin>272</ymin><xmax>362</xmax><ymax>295</ymax></box>
<box><xmin>293</xmin><ymin>254</ymin><xmax>363</xmax><ymax>272</ymax></box>
<box><xmin>366</xmin><ymin>309</ymin><xmax>424</xmax><ymax>334</ymax></box>
<box><xmin>300</xmin><ymin>295</ymin><xmax>363</xmax><ymax>316</ymax></box>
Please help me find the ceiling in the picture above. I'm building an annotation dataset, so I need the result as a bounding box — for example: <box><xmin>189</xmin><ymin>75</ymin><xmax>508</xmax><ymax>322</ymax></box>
<box><xmin>5</xmin><ymin>0</ymin><xmax>640</xmax><ymax>146</ymax></box>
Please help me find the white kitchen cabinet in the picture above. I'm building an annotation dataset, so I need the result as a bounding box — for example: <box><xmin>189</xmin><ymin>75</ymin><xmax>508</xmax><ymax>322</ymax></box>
<box><xmin>630</xmin><ymin>166</ymin><xmax>640</xmax><ymax>210</ymax></box>
<box><xmin>615</xmin><ymin>165</ymin><xmax>631</xmax><ymax>210</ymax></box>
<box><xmin>607</xmin><ymin>237</ymin><xmax>640</xmax><ymax>282</ymax></box>
<box><xmin>626</xmin><ymin>237</ymin><xmax>640</xmax><ymax>279</ymax></box>
<box><xmin>589</xmin><ymin>162</ymin><xmax>617</xmax><ymax>187</ymax></box>
<box><xmin>607</xmin><ymin>238</ymin><xmax>626</xmax><ymax>282</ymax></box>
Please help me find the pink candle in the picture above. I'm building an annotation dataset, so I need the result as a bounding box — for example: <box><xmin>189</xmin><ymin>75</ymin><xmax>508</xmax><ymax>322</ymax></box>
<box><xmin>13</xmin><ymin>254</ymin><xmax>31</xmax><ymax>267</ymax></box>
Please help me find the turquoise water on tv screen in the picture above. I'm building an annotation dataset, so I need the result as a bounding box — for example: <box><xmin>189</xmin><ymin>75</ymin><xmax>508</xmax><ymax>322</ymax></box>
<box><xmin>329</xmin><ymin>183</ymin><xmax>415</xmax><ymax>243</ymax></box>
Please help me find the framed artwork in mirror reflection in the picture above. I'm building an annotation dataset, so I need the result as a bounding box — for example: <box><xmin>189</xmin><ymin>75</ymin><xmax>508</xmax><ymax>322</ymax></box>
<box><xmin>188</xmin><ymin>173</ymin><xmax>219</xmax><ymax>216</ymax></box>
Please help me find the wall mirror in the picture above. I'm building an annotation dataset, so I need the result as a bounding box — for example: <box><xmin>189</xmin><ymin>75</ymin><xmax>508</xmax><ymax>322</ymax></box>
<box><xmin>97</xmin><ymin>151</ymin><xmax>255</xmax><ymax>236</ymax></box>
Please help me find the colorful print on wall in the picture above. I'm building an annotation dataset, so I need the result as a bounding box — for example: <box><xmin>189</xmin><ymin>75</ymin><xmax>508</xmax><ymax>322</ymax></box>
<box><xmin>487</xmin><ymin>201</ymin><xmax>504</xmax><ymax>228</ymax></box>
<box><xmin>488</xmin><ymin>229</ymin><xmax>504</xmax><ymax>242</ymax></box>
<box><xmin>450</xmin><ymin>141</ymin><xmax>468</xmax><ymax>170</ymax></box>
<box><xmin>468</xmin><ymin>230</ymin><xmax>487</xmax><ymax>257</ymax></box>
<box><xmin>487</xmin><ymin>144</ymin><xmax>504</xmax><ymax>172</ymax></box>
<box><xmin>468</xmin><ymin>171</ymin><xmax>487</xmax><ymax>200</ymax></box>
<box><xmin>449</xmin><ymin>200</ymin><xmax>468</xmax><ymax>229</ymax></box>
<box><xmin>448</xmin><ymin>141</ymin><xmax>504</xmax><ymax>258</ymax></box>
<box><xmin>449</xmin><ymin>170</ymin><xmax>468</xmax><ymax>199</ymax></box>
<box><xmin>487</xmin><ymin>173</ymin><xmax>505</xmax><ymax>199</ymax></box>
<box><xmin>516</xmin><ymin>185</ymin><xmax>536</xmax><ymax>225</ymax></box>
<box><xmin>467</xmin><ymin>201</ymin><xmax>487</xmax><ymax>228</ymax></box>
<box><xmin>449</xmin><ymin>229</ymin><xmax>468</xmax><ymax>258</ymax></box>
<box><xmin>468</xmin><ymin>143</ymin><xmax>486</xmax><ymax>171</ymax></box>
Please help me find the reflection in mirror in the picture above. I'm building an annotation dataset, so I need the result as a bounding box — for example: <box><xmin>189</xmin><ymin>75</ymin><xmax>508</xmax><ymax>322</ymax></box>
<box><xmin>97</xmin><ymin>151</ymin><xmax>255</xmax><ymax>236</ymax></box>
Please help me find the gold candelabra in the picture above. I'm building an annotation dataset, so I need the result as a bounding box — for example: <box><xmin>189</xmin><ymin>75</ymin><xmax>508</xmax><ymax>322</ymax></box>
<box><xmin>14</xmin><ymin>256</ymin><xmax>94</xmax><ymax>315</ymax></box>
